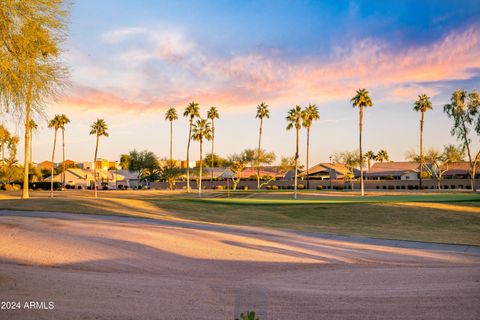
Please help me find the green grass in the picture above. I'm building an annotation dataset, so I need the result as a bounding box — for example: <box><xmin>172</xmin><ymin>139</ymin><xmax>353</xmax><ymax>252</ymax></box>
<box><xmin>1</xmin><ymin>190</ymin><xmax>479</xmax><ymax>245</ymax></box>
<box><xmin>187</xmin><ymin>193</ymin><xmax>480</xmax><ymax>205</ymax></box>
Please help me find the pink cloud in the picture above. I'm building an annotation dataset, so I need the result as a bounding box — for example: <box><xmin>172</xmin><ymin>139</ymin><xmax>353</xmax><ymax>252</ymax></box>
<box><xmin>60</xmin><ymin>25</ymin><xmax>480</xmax><ymax>112</ymax></box>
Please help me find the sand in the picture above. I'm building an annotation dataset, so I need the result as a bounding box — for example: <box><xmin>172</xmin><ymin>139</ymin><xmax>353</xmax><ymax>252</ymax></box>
<box><xmin>0</xmin><ymin>210</ymin><xmax>479</xmax><ymax>319</ymax></box>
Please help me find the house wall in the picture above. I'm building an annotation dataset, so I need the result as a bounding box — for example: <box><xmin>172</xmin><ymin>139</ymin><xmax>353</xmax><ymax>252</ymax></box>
<box><xmin>401</xmin><ymin>172</ymin><xmax>418</xmax><ymax>180</ymax></box>
<box><xmin>150</xmin><ymin>178</ymin><xmax>480</xmax><ymax>190</ymax></box>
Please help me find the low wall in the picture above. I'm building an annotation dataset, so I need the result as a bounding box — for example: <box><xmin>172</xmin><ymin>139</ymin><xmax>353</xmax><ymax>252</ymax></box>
<box><xmin>149</xmin><ymin>178</ymin><xmax>480</xmax><ymax>190</ymax></box>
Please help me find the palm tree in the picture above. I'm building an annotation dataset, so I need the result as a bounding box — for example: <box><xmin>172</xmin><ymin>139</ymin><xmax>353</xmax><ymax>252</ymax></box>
<box><xmin>365</xmin><ymin>150</ymin><xmax>376</xmax><ymax>170</ymax></box>
<box><xmin>351</xmin><ymin>88</ymin><xmax>373</xmax><ymax>196</ymax></box>
<box><xmin>0</xmin><ymin>125</ymin><xmax>11</xmax><ymax>164</ymax></box>
<box><xmin>165</xmin><ymin>107</ymin><xmax>178</xmax><ymax>164</ymax></box>
<box><xmin>183</xmin><ymin>102</ymin><xmax>200</xmax><ymax>192</ymax></box>
<box><xmin>191</xmin><ymin>118</ymin><xmax>212</xmax><ymax>196</ymax></box>
<box><xmin>256</xmin><ymin>102</ymin><xmax>270</xmax><ymax>190</ymax></box>
<box><xmin>89</xmin><ymin>119</ymin><xmax>109</xmax><ymax>198</ymax></box>
<box><xmin>413</xmin><ymin>94</ymin><xmax>433</xmax><ymax>189</ymax></box>
<box><xmin>376</xmin><ymin>149</ymin><xmax>389</xmax><ymax>162</ymax></box>
<box><xmin>302</xmin><ymin>104</ymin><xmax>320</xmax><ymax>189</ymax></box>
<box><xmin>58</xmin><ymin>114</ymin><xmax>70</xmax><ymax>187</ymax></box>
<box><xmin>48</xmin><ymin>115</ymin><xmax>62</xmax><ymax>198</ymax></box>
<box><xmin>286</xmin><ymin>105</ymin><xmax>304</xmax><ymax>199</ymax></box>
<box><xmin>28</xmin><ymin>119</ymin><xmax>38</xmax><ymax>164</ymax></box>
<box><xmin>207</xmin><ymin>106</ymin><xmax>219</xmax><ymax>188</ymax></box>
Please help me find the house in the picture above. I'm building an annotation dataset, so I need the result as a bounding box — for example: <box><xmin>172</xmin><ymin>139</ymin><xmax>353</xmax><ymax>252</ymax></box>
<box><xmin>61</xmin><ymin>159</ymin><xmax>76</xmax><ymax>168</ymax></box>
<box><xmin>365</xmin><ymin>162</ymin><xmax>419</xmax><ymax>180</ymax></box>
<box><xmin>235</xmin><ymin>166</ymin><xmax>289</xmax><ymax>180</ymax></box>
<box><xmin>190</xmin><ymin>167</ymin><xmax>234</xmax><ymax>180</ymax></box>
<box><xmin>80</xmin><ymin>159</ymin><xmax>118</xmax><ymax>171</ymax></box>
<box><xmin>442</xmin><ymin>162</ymin><xmax>478</xmax><ymax>179</ymax></box>
<box><xmin>37</xmin><ymin>160</ymin><xmax>54</xmax><ymax>170</ymax></box>
<box><xmin>299</xmin><ymin>163</ymin><xmax>359</xmax><ymax>180</ymax></box>
<box><xmin>46</xmin><ymin>168</ymin><xmax>130</xmax><ymax>189</ymax></box>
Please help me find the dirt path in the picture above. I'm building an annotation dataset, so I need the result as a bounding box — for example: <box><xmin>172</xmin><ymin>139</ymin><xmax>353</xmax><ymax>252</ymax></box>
<box><xmin>0</xmin><ymin>211</ymin><xmax>479</xmax><ymax>319</ymax></box>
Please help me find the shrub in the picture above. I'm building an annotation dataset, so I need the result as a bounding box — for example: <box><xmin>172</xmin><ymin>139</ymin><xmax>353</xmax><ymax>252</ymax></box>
<box><xmin>297</xmin><ymin>184</ymin><xmax>305</xmax><ymax>190</ymax></box>
<box><xmin>214</xmin><ymin>185</ymin><xmax>224</xmax><ymax>190</ymax></box>
<box><xmin>271</xmin><ymin>185</ymin><xmax>279</xmax><ymax>190</ymax></box>
<box><xmin>77</xmin><ymin>185</ymin><xmax>83</xmax><ymax>189</ymax></box>
<box><xmin>376</xmin><ymin>186</ymin><xmax>380</xmax><ymax>189</ymax></box>
<box><xmin>242</xmin><ymin>186</ymin><xmax>249</xmax><ymax>190</ymax></box>
<box><xmin>28</xmin><ymin>182</ymin><xmax>61</xmax><ymax>190</ymax></box>
<box><xmin>316</xmin><ymin>185</ymin><xmax>323</xmax><ymax>190</ymax></box>
<box><xmin>265</xmin><ymin>185</ymin><xmax>272</xmax><ymax>190</ymax></box>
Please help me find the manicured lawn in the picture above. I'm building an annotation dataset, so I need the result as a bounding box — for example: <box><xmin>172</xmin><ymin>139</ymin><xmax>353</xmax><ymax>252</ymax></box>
<box><xmin>0</xmin><ymin>190</ymin><xmax>479</xmax><ymax>245</ymax></box>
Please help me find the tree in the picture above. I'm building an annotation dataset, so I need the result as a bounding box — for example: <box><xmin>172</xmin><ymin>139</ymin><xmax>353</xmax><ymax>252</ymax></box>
<box><xmin>165</xmin><ymin>107</ymin><xmax>178</xmax><ymax>163</ymax></box>
<box><xmin>191</xmin><ymin>118</ymin><xmax>212</xmax><ymax>196</ymax></box>
<box><xmin>28</xmin><ymin>119</ymin><xmax>38</xmax><ymax>164</ymax></box>
<box><xmin>48</xmin><ymin>114</ymin><xmax>62</xmax><ymax>197</ymax></box>
<box><xmin>302</xmin><ymin>104</ymin><xmax>320</xmax><ymax>188</ymax></box>
<box><xmin>256</xmin><ymin>102</ymin><xmax>269</xmax><ymax>190</ymax></box>
<box><xmin>119</xmin><ymin>154</ymin><xmax>130</xmax><ymax>170</ymax></box>
<box><xmin>0</xmin><ymin>125</ymin><xmax>11</xmax><ymax>164</ymax></box>
<box><xmin>333</xmin><ymin>150</ymin><xmax>360</xmax><ymax>188</ymax></box>
<box><xmin>158</xmin><ymin>159</ymin><xmax>183</xmax><ymax>190</ymax></box>
<box><xmin>243</xmin><ymin>148</ymin><xmax>276</xmax><ymax>188</ymax></box>
<box><xmin>204</xmin><ymin>153</ymin><xmax>227</xmax><ymax>168</ymax></box>
<box><xmin>226</xmin><ymin>153</ymin><xmax>248</xmax><ymax>191</ymax></box>
<box><xmin>351</xmin><ymin>88</ymin><xmax>373</xmax><ymax>196</ymax></box>
<box><xmin>127</xmin><ymin>150</ymin><xmax>159</xmax><ymax>184</ymax></box>
<box><xmin>409</xmin><ymin>146</ymin><xmax>465</xmax><ymax>189</ymax></box>
<box><xmin>207</xmin><ymin>106</ymin><xmax>219</xmax><ymax>188</ymax></box>
<box><xmin>184</xmin><ymin>101</ymin><xmax>200</xmax><ymax>192</ymax></box>
<box><xmin>58</xmin><ymin>114</ymin><xmax>70</xmax><ymax>187</ymax></box>
<box><xmin>0</xmin><ymin>134</ymin><xmax>20</xmax><ymax>185</ymax></box>
<box><xmin>90</xmin><ymin>119</ymin><xmax>109</xmax><ymax>198</ymax></box>
<box><xmin>413</xmin><ymin>94</ymin><xmax>433</xmax><ymax>189</ymax></box>
<box><xmin>286</xmin><ymin>105</ymin><xmax>304</xmax><ymax>199</ymax></box>
<box><xmin>376</xmin><ymin>149</ymin><xmax>389</xmax><ymax>163</ymax></box>
<box><xmin>365</xmin><ymin>150</ymin><xmax>376</xmax><ymax>170</ymax></box>
<box><xmin>0</xmin><ymin>0</ymin><xmax>70</xmax><ymax>199</ymax></box>
<box><xmin>444</xmin><ymin>89</ymin><xmax>480</xmax><ymax>191</ymax></box>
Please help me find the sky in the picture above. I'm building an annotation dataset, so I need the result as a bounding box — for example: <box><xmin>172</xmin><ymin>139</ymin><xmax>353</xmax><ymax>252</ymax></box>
<box><xmin>6</xmin><ymin>0</ymin><xmax>480</xmax><ymax>166</ymax></box>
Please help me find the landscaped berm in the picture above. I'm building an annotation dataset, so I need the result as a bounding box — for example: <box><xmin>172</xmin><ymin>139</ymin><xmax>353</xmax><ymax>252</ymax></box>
<box><xmin>0</xmin><ymin>190</ymin><xmax>479</xmax><ymax>319</ymax></box>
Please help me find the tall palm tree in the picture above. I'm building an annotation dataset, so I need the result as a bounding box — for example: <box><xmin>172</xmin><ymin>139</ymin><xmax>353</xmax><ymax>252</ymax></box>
<box><xmin>256</xmin><ymin>102</ymin><xmax>269</xmax><ymax>190</ymax></box>
<box><xmin>48</xmin><ymin>115</ymin><xmax>62</xmax><ymax>198</ymax></box>
<box><xmin>286</xmin><ymin>105</ymin><xmax>304</xmax><ymax>199</ymax></box>
<box><xmin>0</xmin><ymin>125</ymin><xmax>11</xmax><ymax>164</ymax></box>
<box><xmin>351</xmin><ymin>88</ymin><xmax>373</xmax><ymax>196</ymax></box>
<box><xmin>413</xmin><ymin>94</ymin><xmax>433</xmax><ymax>189</ymax></box>
<box><xmin>376</xmin><ymin>149</ymin><xmax>389</xmax><ymax>163</ymax></box>
<box><xmin>28</xmin><ymin>119</ymin><xmax>38</xmax><ymax>164</ymax></box>
<box><xmin>302</xmin><ymin>104</ymin><xmax>320</xmax><ymax>189</ymax></box>
<box><xmin>191</xmin><ymin>118</ymin><xmax>212</xmax><ymax>196</ymax></box>
<box><xmin>89</xmin><ymin>119</ymin><xmax>109</xmax><ymax>198</ymax></box>
<box><xmin>207</xmin><ymin>106</ymin><xmax>219</xmax><ymax>188</ymax></box>
<box><xmin>365</xmin><ymin>150</ymin><xmax>376</xmax><ymax>169</ymax></box>
<box><xmin>183</xmin><ymin>102</ymin><xmax>200</xmax><ymax>192</ymax></box>
<box><xmin>58</xmin><ymin>114</ymin><xmax>70</xmax><ymax>187</ymax></box>
<box><xmin>165</xmin><ymin>107</ymin><xmax>178</xmax><ymax>164</ymax></box>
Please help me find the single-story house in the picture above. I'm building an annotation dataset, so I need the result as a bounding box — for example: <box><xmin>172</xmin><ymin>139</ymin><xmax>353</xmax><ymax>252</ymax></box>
<box><xmin>37</xmin><ymin>160</ymin><xmax>54</xmax><ymax>170</ymax></box>
<box><xmin>365</xmin><ymin>162</ymin><xmax>419</xmax><ymax>180</ymax></box>
<box><xmin>46</xmin><ymin>168</ymin><xmax>131</xmax><ymax>189</ymax></box>
<box><xmin>299</xmin><ymin>163</ymin><xmax>359</xmax><ymax>180</ymax></box>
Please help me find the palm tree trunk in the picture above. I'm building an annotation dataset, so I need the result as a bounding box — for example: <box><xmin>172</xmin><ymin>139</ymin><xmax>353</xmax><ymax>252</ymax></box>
<box><xmin>22</xmin><ymin>71</ymin><xmax>34</xmax><ymax>199</ymax></box>
<box><xmin>461</xmin><ymin>122</ymin><xmax>475</xmax><ymax>191</ymax></box>
<box><xmin>29</xmin><ymin>128</ymin><xmax>33</xmax><ymax>164</ymax></box>
<box><xmin>419</xmin><ymin>112</ymin><xmax>424</xmax><ymax>189</ymax></box>
<box><xmin>186</xmin><ymin>120</ymin><xmax>192</xmax><ymax>193</ymax></box>
<box><xmin>62</xmin><ymin>128</ymin><xmax>66</xmax><ymax>187</ymax></box>
<box><xmin>50</xmin><ymin>129</ymin><xmax>57</xmax><ymax>198</ymax></box>
<box><xmin>294</xmin><ymin>127</ymin><xmax>299</xmax><ymax>199</ymax></box>
<box><xmin>199</xmin><ymin>139</ymin><xmax>203</xmax><ymax>196</ymax></box>
<box><xmin>359</xmin><ymin>107</ymin><xmax>364</xmax><ymax>196</ymax></box>
<box><xmin>257</xmin><ymin>118</ymin><xmax>263</xmax><ymax>190</ymax></box>
<box><xmin>169</xmin><ymin>121</ymin><xmax>173</xmax><ymax>163</ymax></box>
<box><xmin>211</xmin><ymin>119</ymin><xmax>215</xmax><ymax>189</ymax></box>
<box><xmin>306</xmin><ymin>127</ymin><xmax>310</xmax><ymax>189</ymax></box>
<box><xmin>93</xmin><ymin>135</ymin><xmax>99</xmax><ymax>198</ymax></box>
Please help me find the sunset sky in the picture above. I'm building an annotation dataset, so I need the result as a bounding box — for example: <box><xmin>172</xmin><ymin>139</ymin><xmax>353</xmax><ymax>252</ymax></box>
<box><xmin>7</xmin><ymin>0</ymin><xmax>480</xmax><ymax>166</ymax></box>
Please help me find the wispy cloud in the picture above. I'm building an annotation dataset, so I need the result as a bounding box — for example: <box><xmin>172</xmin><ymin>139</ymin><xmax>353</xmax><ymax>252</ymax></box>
<box><xmin>60</xmin><ymin>24</ymin><xmax>480</xmax><ymax>112</ymax></box>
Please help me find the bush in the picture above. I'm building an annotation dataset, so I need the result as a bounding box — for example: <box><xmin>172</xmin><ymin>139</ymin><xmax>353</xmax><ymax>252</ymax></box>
<box><xmin>28</xmin><ymin>182</ymin><xmax>61</xmax><ymax>190</ymax></box>
<box><xmin>271</xmin><ymin>185</ymin><xmax>279</xmax><ymax>190</ymax></box>
<box><xmin>316</xmin><ymin>185</ymin><xmax>323</xmax><ymax>190</ymax></box>
<box><xmin>242</xmin><ymin>186</ymin><xmax>249</xmax><ymax>190</ymax></box>
<box><xmin>265</xmin><ymin>185</ymin><xmax>272</xmax><ymax>190</ymax></box>
<box><xmin>214</xmin><ymin>185</ymin><xmax>224</xmax><ymax>190</ymax></box>
<box><xmin>297</xmin><ymin>184</ymin><xmax>305</xmax><ymax>190</ymax></box>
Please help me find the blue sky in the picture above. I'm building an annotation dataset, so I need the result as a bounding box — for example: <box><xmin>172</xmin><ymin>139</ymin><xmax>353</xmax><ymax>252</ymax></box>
<box><xmin>8</xmin><ymin>0</ymin><xmax>480</xmax><ymax>165</ymax></box>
